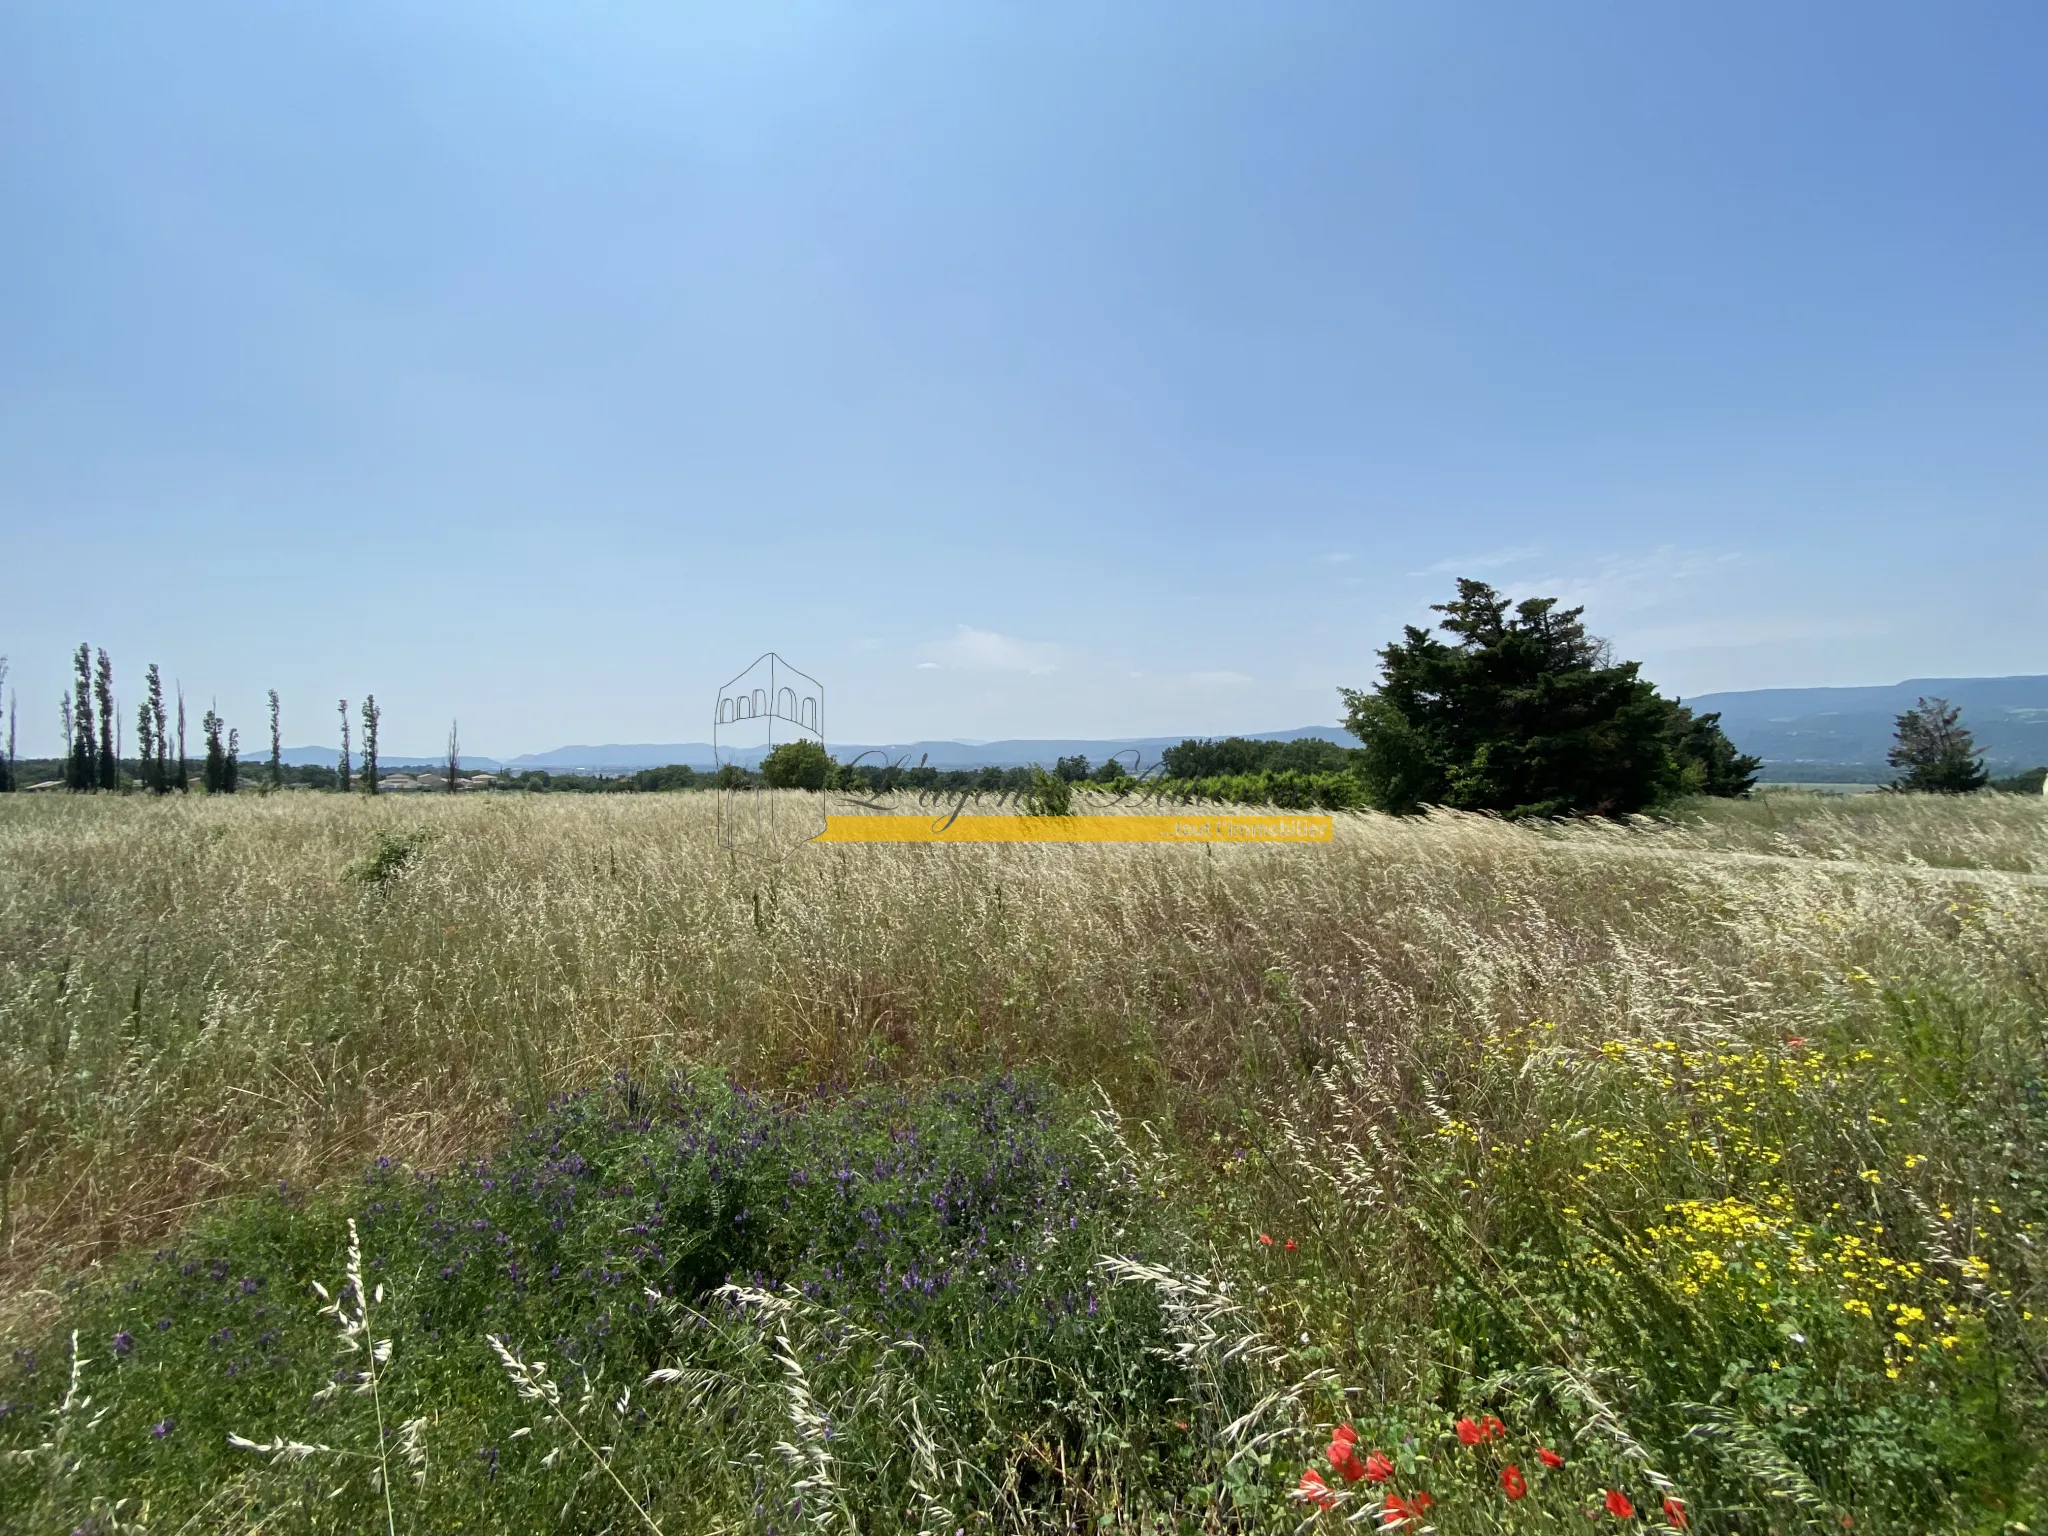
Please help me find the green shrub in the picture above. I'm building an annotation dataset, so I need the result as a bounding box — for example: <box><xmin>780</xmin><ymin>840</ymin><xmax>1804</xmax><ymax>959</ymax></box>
<box><xmin>1023</xmin><ymin>765</ymin><xmax>1073</xmax><ymax>816</ymax></box>
<box><xmin>1149</xmin><ymin>769</ymin><xmax>1365</xmax><ymax>811</ymax></box>
<box><xmin>760</xmin><ymin>740</ymin><xmax>833</xmax><ymax>791</ymax></box>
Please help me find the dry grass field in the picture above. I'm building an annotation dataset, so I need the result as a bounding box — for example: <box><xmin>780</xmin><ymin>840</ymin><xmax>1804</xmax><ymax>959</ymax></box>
<box><xmin>2</xmin><ymin>789</ymin><xmax>2044</xmax><ymax>1532</ymax></box>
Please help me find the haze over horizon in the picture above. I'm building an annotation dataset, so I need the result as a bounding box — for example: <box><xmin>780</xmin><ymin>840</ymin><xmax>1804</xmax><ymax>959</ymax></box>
<box><xmin>4</xmin><ymin>4</ymin><xmax>2044</xmax><ymax>758</ymax></box>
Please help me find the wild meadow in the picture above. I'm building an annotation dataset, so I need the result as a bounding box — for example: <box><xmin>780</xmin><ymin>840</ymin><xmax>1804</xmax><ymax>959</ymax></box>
<box><xmin>1</xmin><ymin>789</ymin><xmax>2044</xmax><ymax>1532</ymax></box>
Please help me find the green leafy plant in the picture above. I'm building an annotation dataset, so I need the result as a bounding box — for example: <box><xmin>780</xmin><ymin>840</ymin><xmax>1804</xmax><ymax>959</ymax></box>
<box><xmin>347</xmin><ymin>829</ymin><xmax>433</xmax><ymax>887</ymax></box>
<box><xmin>1023</xmin><ymin>764</ymin><xmax>1072</xmax><ymax>816</ymax></box>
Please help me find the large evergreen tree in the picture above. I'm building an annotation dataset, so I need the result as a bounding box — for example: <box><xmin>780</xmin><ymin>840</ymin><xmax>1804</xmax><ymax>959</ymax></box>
<box><xmin>69</xmin><ymin>644</ymin><xmax>96</xmax><ymax>791</ymax></box>
<box><xmin>1888</xmin><ymin>697</ymin><xmax>1988</xmax><ymax>794</ymax></box>
<box><xmin>94</xmin><ymin>648</ymin><xmax>117</xmax><ymax>790</ymax></box>
<box><xmin>1341</xmin><ymin>579</ymin><xmax>1698</xmax><ymax>818</ymax></box>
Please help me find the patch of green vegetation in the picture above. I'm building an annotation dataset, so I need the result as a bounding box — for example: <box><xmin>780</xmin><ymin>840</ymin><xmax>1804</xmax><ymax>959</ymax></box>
<box><xmin>346</xmin><ymin>829</ymin><xmax>435</xmax><ymax>887</ymax></box>
<box><xmin>0</xmin><ymin>1076</ymin><xmax>1272</xmax><ymax>1532</ymax></box>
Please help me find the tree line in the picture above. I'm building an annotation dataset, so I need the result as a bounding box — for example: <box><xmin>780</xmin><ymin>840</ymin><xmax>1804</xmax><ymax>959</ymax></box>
<box><xmin>0</xmin><ymin>644</ymin><xmax>444</xmax><ymax>797</ymax></box>
<box><xmin>1</xmin><ymin>595</ymin><xmax>2030</xmax><ymax>810</ymax></box>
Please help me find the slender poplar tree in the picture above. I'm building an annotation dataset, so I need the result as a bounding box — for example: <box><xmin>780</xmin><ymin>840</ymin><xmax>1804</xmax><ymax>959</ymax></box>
<box><xmin>446</xmin><ymin>719</ymin><xmax>461</xmax><ymax>792</ymax></box>
<box><xmin>176</xmin><ymin>686</ymin><xmax>189</xmax><ymax>792</ymax></box>
<box><xmin>0</xmin><ymin>657</ymin><xmax>10</xmax><ymax>793</ymax></box>
<box><xmin>361</xmin><ymin>695</ymin><xmax>380</xmax><ymax>795</ymax></box>
<box><xmin>226</xmin><ymin>727</ymin><xmax>241</xmax><ymax>794</ymax></box>
<box><xmin>202</xmin><ymin>707</ymin><xmax>227</xmax><ymax>793</ymax></box>
<box><xmin>3</xmin><ymin>688</ymin><xmax>14</xmax><ymax>794</ymax></box>
<box><xmin>338</xmin><ymin>699</ymin><xmax>353</xmax><ymax>792</ymax></box>
<box><xmin>268</xmin><ymin>689</ymin><xmax>283</xmax><ymax>790</ymax></box>
<box><xmin>70</xmin><ymin>644</ymin><xmax>96</xmax><ymax>791</ymax></box>
<box><xmin>146</xmin><ymin>666</ymin><xmax>169</xmax><ymax>794</ymax></box>
<box><xmin>94</xmin><ymin>648</ymin><xmax>116</xmax><ymax>790</ymax></box>
<box><xmin>135</xmin><ymin>695</ymin><xmax>155</xmax><ymax>792</ymax></box>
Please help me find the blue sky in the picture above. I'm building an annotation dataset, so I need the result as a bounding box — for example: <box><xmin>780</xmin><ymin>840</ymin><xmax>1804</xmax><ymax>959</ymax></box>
<box><xmin>2</xmin><ymin>3</ymin><xmax>2043</xmax><ymax>756</ymax></box>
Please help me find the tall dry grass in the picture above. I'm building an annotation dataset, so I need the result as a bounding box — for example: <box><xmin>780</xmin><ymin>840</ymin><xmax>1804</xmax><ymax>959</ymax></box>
<box><xmin>1</xmin><ymin>788</ymin><xmax>2041</xmax><ymax>1325</ymax></box>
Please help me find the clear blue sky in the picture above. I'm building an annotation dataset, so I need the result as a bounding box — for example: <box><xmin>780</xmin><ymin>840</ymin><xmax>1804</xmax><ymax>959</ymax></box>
<box><xmin>3</xmin><ymin>3</ymin><xmax>2043</xmax><ymax>757</ymax></box>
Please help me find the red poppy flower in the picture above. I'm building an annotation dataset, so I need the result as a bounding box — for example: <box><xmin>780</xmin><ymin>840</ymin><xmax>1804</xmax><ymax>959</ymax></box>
<box><xmin>1332</xmin><ymin>1424</ymin><xmax>1359</xmax><ymax>1447</ymax></box>
<box><xmin>1412</xmin><ymin>1491</ymin><xmax>1434</xmax><ymax>1514</ymax></box>
<box><xmin>1604</xmin><ymin>1489</ymin><xmax>1635</xmax><ymax>1519</ymax></box>
<box><xmin>1501</xmin><ymin>1464</ymin><xmax>1528</xmax><ymax>1500</ymax></box>
<box><xmin>1363</xmin><ymin>1450</ymin><xmax>1395</xmax><ymax>1484</ymax></box>
<box><xmin>1480</xmin><ymin>1414</ymin><xmax>1506</xmax><ymax>1442</ymax></box>
<box><xmin>1456</xmin><ymin>1416</ymin><xmax>1484</xmax><ymax>1446</ymax></box>
<box><xmin>1285</xmin><ymin>1238</ymin><xmax>1298</xmax><ymax>1252</ymax></box>
<box><xmin>1298</xmin><ymin>1469</ymin><xmax>1335</xmax><ymax>1510</ymax></box>
<box><xmin>1329</xmin><ymin>1440</ymin><xmax>1364</xmax><ymax>1483</ymax></box>
<box><xmin>1537</xmin><ymin>1446</ymin><xmax>1565</xmax><ymax>1469</ymax></box>
<box><xmin>1258</xmin><ymin>1233</ymin><xmax>1273</xmax><ymax>1246</ymax></box>
<box><xmin>1662</xmin><ymin>1495</ymin><xmax>1689</xmax><ymax>1530</ymax></box>
<box><xmin>1785</xmin><ymin>1036</ymin><xmax>1807</xmax><ymax>1049</ymax></box>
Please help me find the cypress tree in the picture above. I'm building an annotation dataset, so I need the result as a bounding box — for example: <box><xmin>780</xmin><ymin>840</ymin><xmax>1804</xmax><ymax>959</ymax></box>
<box><xmin>226</xmin><ymin>727</ymin><xmax>241</xmax><ymax>794</ymax></box>
<box><xmin>446</xmin><ymin>719</ymin><xmax>461</xmax><ymax>792</ymax></box>
<box><xmin>361</xmin><ymin>695</ymin><xmax>380</xmax><ymax>795</ymax></box>
<box><xmin>70</xmin><ymin>644</ymin><xmax>96</xmax><ymax>791</ymax></box>
<box><xmin>3</xmin><ymin>687</ymin><xmax>14</xmax><ymax>794</ymax></box>
<box><xmin>94</xmin><ymin>648</ymin><xmax>117</xmax><ymax>790</ymax></box>
<box><xmin>338</xmin><ymin>699</ymin><xmax>353</xmax><ymax>792</ymax></box>
<box><xmin>268</xmin><ymin>689</ymin><xmax>283</xmax><ymax>790</ymax></box>
<box><xmin>0</xmin><ymin>657</ymin><xmax>10</xmax><ymax>794</ymax></box>
<box><xmin>176</xmin><ymin>687</ymin><xmax>189</xmax><ymax>792</ymax></box>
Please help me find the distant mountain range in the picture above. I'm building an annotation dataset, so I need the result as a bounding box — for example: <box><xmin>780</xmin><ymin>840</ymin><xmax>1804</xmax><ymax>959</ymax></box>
<box><xmin>270</xmin><ymin>676</ymin><xmax>2048</xmax><ymax>781</ymax></box>
<box><xmin>1686</xmin><ymin>675</ymin><xmax>2048</xmax><ymax>778</ymax></box>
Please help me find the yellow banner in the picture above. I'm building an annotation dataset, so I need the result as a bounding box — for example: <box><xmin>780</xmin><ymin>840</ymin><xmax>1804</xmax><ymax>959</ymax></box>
<box><xmin>815</xmin><ymin>814</ymin><xmax>1334</xmax><ymax>844</ymax></box>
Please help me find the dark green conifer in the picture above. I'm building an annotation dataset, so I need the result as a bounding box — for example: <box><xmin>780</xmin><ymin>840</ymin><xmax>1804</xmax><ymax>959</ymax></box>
<box><xmin>1888</xmin><ymin>697</ymin><xmax>1989</xmax><ymax>794</ymax></box>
